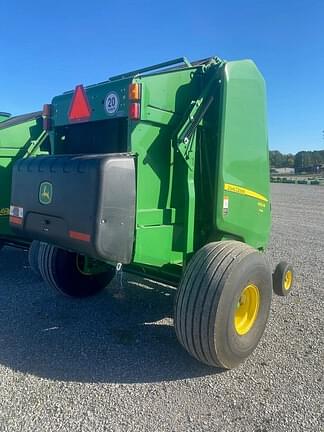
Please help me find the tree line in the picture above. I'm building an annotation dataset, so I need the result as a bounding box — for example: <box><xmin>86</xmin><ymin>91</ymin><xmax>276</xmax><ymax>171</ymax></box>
<box><xmin>270</xmin><ymin>150</ymin><xmax>324</xmax><ymax>173</ymax></box>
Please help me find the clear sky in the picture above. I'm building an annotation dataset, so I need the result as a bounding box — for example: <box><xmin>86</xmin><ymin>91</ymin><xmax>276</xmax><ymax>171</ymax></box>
<box><xmin>1</xmin><ymin>0</ymin><xmax>323</xmax><ymax>153</ymax></box>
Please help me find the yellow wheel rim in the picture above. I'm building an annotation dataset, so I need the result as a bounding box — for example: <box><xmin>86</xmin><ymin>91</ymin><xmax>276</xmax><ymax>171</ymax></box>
<box><xmin>284</xmin><ymin>270</ymin><xmax>292</xmax><ymax>290</ymax></box>
<box><xmin>234</xmin><ymin>284</ymin><xmax>260</xmax><ymax>335</ymax></box>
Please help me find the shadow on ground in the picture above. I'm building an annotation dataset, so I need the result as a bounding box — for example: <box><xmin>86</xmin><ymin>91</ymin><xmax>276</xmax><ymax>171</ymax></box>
<box><xmin>0</xmin><ymin>247</ymin><xmax>219</xmax><ymax>383</ymax></box>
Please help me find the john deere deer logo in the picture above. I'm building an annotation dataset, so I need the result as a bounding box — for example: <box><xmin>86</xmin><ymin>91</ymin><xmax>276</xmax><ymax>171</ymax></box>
<box><xmin>39</xmin><ymin>182</ymin><xmax>53</xmax><ymax>205</ymax></box>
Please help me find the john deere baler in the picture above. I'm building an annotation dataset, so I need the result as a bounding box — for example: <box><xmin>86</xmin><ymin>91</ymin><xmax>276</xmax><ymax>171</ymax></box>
<box><xmin>10</xmin><ymin>57</ymin><xmax>293</xmax><ymax>368</ymax></box>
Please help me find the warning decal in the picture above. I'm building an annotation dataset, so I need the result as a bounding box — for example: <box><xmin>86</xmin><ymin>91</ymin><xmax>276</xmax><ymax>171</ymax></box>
<box><xmin>10</xmin><ymin>205</ymin><xmax>23</xmax><ymax>218</ymax></box>
<box><xmin>105</xmin><ymin>92</ymin><xmax>119</xmax><ymax>115</ymax></box>
<box><xmin>223</xmin><ymin>196</ymin><xmax>229</xmax><ymax>216</ymax></box>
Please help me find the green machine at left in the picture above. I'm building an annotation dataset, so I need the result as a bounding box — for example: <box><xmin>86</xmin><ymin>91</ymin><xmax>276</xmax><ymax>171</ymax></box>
<box><xmin>0</xmin><ymin>111</ymin><xmax>49</xmax><ymax>273</ymax></box>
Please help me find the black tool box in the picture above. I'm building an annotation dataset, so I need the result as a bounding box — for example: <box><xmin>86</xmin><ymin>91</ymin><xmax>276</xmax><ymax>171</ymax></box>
<box><xmin>10</xmin><ymin>153</ymin><xmax>136</xmax><ymax>264</ymax></box>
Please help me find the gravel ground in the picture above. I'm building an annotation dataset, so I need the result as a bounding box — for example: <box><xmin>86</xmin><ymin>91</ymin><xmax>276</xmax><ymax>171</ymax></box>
<box><xmin>0</xmin><ymin>184</ymin><xmax>323</xmax><ymax>432</ymax></box>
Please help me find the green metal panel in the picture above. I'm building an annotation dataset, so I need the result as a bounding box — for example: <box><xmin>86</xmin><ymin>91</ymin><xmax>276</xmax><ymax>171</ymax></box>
<box><xmin>0</xmin><ymin>113</ymin><xmax>48</xmax><ymax>240</ymax></box>
<box><xmin>130</xmin><ymin>68</ymin><xmax>201</xmax><ymax>267</ymax></box>
<box><xmin>214</xmin><ymin>60</ymin><xmax>271</xmax><ymax>249</ymax></box>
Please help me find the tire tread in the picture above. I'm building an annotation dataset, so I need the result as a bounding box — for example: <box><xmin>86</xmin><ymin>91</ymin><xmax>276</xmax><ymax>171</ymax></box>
<box><xmin>175</xmin><ymin>241</ymin><xmax>259</xmax><ymax>367</ymax></box>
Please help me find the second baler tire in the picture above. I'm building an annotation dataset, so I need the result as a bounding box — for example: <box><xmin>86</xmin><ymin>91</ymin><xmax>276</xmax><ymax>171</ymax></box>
<box><xmin>174</xmin><ymin>240</ymin><xmax>273</xmax><ymax>369</ymax></box>
<box><xmin>28</xmin><ymin>240</ymin><xmax>42</xmax><ymax>278</ymax></box>
<box><xmin>273</xmin><ymin>261</ymin><xmax>293</xmax><ymax>296</ymax></box>
<box><xmin>38</xmin><ymin>242</ymin><xmax>115</xmax><ymax>298</ymax></box>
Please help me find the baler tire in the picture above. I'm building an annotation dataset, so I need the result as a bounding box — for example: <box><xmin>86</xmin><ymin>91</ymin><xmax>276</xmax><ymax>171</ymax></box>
<box><xmin>273</xmin><ymin>261</ymin><xmax>293</xmax><ymax>296</ymax></box>
<box><xmin>174</xmin><ymin>241</ymin><xmax>273</xmax><ymax>369</ymax></box>
<box><xmin>28</xmin><ymin>240</ymin><xmax>42</xmax><ymax>278</ymax></box>
<box><xmin>38</xmin><ymin>243</ymin><xmax>115</xmax><ymax>298</ymax></box>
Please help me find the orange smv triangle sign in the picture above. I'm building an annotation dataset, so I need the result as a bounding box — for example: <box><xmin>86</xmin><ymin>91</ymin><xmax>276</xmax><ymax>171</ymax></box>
<box><xmin>68</xmin><ymin>85</ymin><xmax>91</xmax><ymax>122</ymax></box>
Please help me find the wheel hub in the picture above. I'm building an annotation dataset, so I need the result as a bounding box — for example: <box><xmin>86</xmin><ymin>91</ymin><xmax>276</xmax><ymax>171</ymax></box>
<box><xmin>284</xmin><ymin>270</ymin><xmax>292</xmax><ymax>290</ymax></box>
<box><xmin>234</xmin><ymin>284</ymin><xmax>260</xmax><ymax>335</ymax></box>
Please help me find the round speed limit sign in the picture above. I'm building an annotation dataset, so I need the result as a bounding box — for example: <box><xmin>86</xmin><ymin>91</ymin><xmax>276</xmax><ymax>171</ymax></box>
<box><xmin>104</xmin><ymin>92</ymin><xmax>119</xmax><ymax>115</ymax></box>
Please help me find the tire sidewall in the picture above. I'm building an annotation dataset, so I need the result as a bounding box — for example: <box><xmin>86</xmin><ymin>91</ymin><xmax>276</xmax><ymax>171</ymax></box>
<box><xmin>273</xmin><ymin>262</ymin><xmax>293</xmax><ymax>296</ymax></box>
<box><xmin>54</xmin><ymin>248</ymin><xmax>114</xmax><ymax>297</ymax></box>
<box><xmin>28</xmin><ymin>240</ymin><xmax>41</xmax><ymax>276</ymax></box>
<box><xmin>213</xmin><ymin>252</ymin><xmax>272</xmax><ymax>368</ymax></box>
<box><xmin>40</xmin><ymin>244</ymin><xmax>115</xmax><ymax>298</ymax></box>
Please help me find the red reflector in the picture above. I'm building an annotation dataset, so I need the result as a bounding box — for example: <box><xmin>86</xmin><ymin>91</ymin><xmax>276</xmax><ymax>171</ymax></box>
<box><xmin>68</xmin><ymin>85</ymin><xmax>91</xmax><ymax>122</ymax></box>
<box><xmin>42</xmin><ymin>103</ymin><xmax>52</xmax><ymax>117</ymax></box>
<box><xmin>43</xmin><ymin>103</ymin><xmax>52</xmax><ymax>131</ymax></box>
<box><xmin>129</xmin><ymin>102</ymin><xmax>140</xmax><ymax>120</ymax></box>
<box><xmin>10</xmin><ymin>216</ymin><xmax>22</xmax><ymax>225</ymax></box>
<box><xmin>69</xmin><ymin>230</ymin><xmax>91</xmax><ymax>242</ymax></box>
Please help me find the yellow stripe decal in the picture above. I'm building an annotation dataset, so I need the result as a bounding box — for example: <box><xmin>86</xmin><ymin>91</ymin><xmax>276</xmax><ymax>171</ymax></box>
<box><xmin>224</xmin><ymin>183</ymin><xmax>268</xmax><ymax>203</ymax></box>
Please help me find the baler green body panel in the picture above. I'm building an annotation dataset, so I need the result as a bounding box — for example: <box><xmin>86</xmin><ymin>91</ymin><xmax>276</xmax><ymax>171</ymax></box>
<box><xmin>215</xmin><ymin>60</ymin><xmax>271</xmax><ymax>247</ymax></box>
<box><xmin>130</xmin><ymin>68</ymin><xmax>201</xmax><ymax>267</ymax></box>
<box><xmin>129</xmin><ymin>61</ymin><xmax>270</xmax><ymax>270</ymax></box>
<box><xmin>0</xmin><ymin>113</ymin><xmax>48</xmax><ymax>241</ymax></box>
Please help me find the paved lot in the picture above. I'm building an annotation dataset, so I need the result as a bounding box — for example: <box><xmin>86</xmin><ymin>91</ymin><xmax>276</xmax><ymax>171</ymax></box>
<box><xmin>0</xmin><ymin>184</ymin><xmax>323</xmax><ymax>431</ymax></box>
